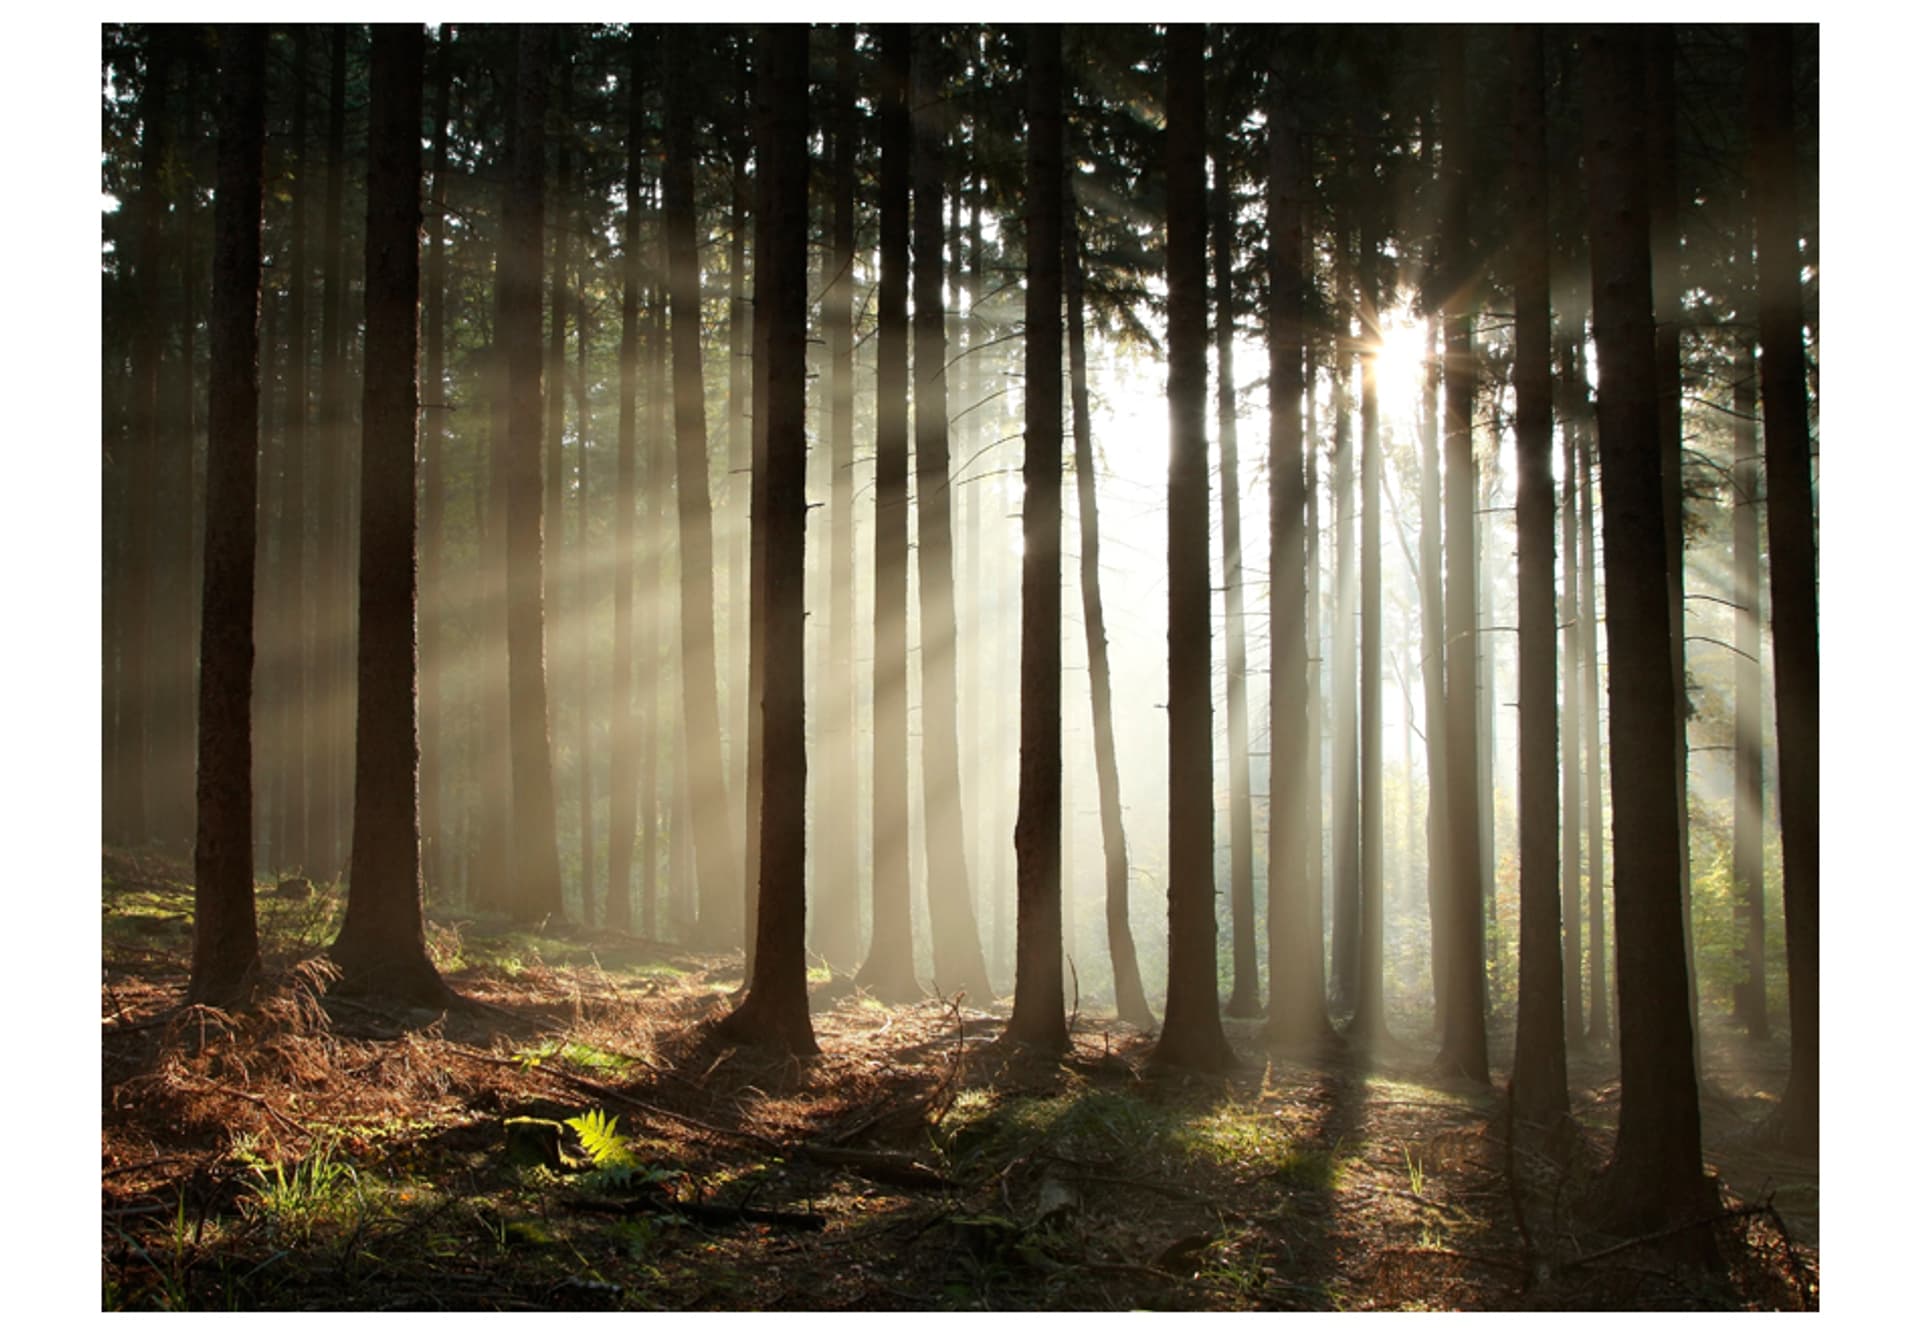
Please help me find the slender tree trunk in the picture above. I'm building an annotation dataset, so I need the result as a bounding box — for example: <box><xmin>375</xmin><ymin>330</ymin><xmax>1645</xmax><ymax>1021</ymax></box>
<box><xmin>1329</xmin><ymin>234</ymin><xmax>1360</xmax><ymax>1018</ymax></box>
<box><xmin>745</xmin><ymin>40</ymin><xmax>770</xmax><ymax>966</ymax></box>
<box><xmin>911</xmin><ymin>25</ymin><xmax>994</xmax><ymax>1002</ymax></box>
<box><xmin>276</xmin><ymin>27</ymin><xmax>312</xmax><ymax>876</ymax></box>
<box><xmin>312</xmin><ymin>25</ymin><xmax>351</xmax><ymax>886</ymax></box>
<box><xmin>1420</xmin><ymin>323</ymin><xmax>1450</xmax><ymax>1038</ymax></box>
<box><xmin>420</xmin><ymin>23</ymin><xmax>454</xmax><ymax>903</ymax></box>
<box><xmin>1007</xmin><ymin>21</ymin><xmax>1067</xmax><ymax>1051</ymax></box>
<box><xmin>1557</xmin><ymin>333</ymin><xmax>1585</xmax><ymax>1049</ymax></box>
<box><xmin>607</xmin><ymin>34</ymin><xmax>646</xmax><ymax>936</ymax></box>
<box><xmin>1749</xmin><ymin>25</ymin><xmax>1817</xmax><ymax>1155</ymax></box>
<box><xmin>1066</xmin><ymin>201</ymin><xmax>1153</xmax><ymax>1029</ymax></box>
<box><xmin>718</xmin><ymin>25</ymin><xmax>818</xmax><ymax>1055</ymax></box>
<box><xmin>1213</xmin><ymin>124</ymin><xmax>1260</xmax><ymax>1020</ymax></box>
<box><xmin>1263</xmin><ymin>82</ymin><xmax>1332</xmax><ymax>1046</ymax></box>
<box><xmin>545</xmin><ymin>41</ymin><xmax>572</xmax><ymax>742</ymax></box>
<box><xmin>1731</xmin><ymin>338</ymin><xmax>1767</xmax><ymax>1040</ymax></box>
<box><xmin>1577</xmin><ymin>345</ymin><xmax>1610</xmax><ymax>1046</ymax></box>
<box><xmin>1351</xmin><ymin>206</ymin><xmax>1388</xmax><ymax>1045</ymax></box>
<box><xmin>333</xmin><ymin>23</ymin><xmax>451</xmax><ymax>1005</ymax></box>
<box><xmin>1436</xmin><ymin>28</ymin><xmax>1490</xmax><ymax>1083</ymax></box>
<box><xmin>857</xmin><ymin>25</ymin><xmax>920</xmax><ymax>1001</ymax></box>
<box><xmin>729</xmin><ymin>43</ymin><xmax>753</xmax><ymax>889</ymax></box>
<box><xmin>576</xmin><ymin>275</ymin><xmax>596</xmax><ymax>923</ymax></box>
<box><xmin>1583</xmin><ymin>24</ymin><xmax>1711</xmax><ymax>1235</ymax></box>
<box><xmin>503</xmin><ymin>23</ymin><xmax>567</xmax><ymax>925</ymax></box>
<box><xmin>189</xmin><ymin>24</ymin><xmax>267</xmax><ymax>1006</ymax></box>
<box><xmin>1153</xmin><ymin>23</ymin><xmax>1235</xmax><ymax>1074</ymax></box>
<box><xmin>475</xmin><ymin>229</ymin><xmax>516</xmax><ymax>916</ymax></box>
<box><xmin>643</xmin><ymin>283</ymin><xmax>668</xmax><ymax>937</ymax></box>
<box><xmin>663</xmin><ymin>26</ymin><xmax>742</xmax><ymax>944</ymax></box>
<box><xmin>814</xmin><ymin>23</ymin><xmax>863</xmax><ymax>975</ymax></box>
<box><xmin>1509</xmin><ymin>23</ymin><xmax>1568</xmax><ymax>1125</ymax></box>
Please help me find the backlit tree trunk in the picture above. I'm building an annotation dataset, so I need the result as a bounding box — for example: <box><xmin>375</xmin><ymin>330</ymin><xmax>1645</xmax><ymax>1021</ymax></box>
<box><xmin>1731</xmin><ymin>338</ymin><xmax>1767</xmax><ymax>1040</ymax></box>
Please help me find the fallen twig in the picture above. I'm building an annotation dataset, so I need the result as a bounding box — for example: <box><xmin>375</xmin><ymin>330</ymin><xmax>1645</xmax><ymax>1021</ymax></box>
<box><xmin>569</xmin><ymin>1193</ymin><xmax>826</xmax><ymax>1231</ymax></box>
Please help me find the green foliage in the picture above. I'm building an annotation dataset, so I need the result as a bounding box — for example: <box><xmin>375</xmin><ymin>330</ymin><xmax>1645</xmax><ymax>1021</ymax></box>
<box><xmin>564</xmin><ymin>1108</ymin><xmax>672</xmax><ymax>1192</ymax></box>
<box><xmin>241</xmin><ymin>1135</ymin><xmax>361</xmax><ymax>1241</ymax></box>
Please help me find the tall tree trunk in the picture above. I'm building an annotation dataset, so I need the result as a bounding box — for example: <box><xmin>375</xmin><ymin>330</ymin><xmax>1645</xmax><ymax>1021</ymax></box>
<box><xmin>1731</xmin><ymin>338</ymin><xmax>1767</xmax><ymax>1040</ymax></box>
<box><xmin>1557</xmin><ymin>333</ymin><xmax>1585</xmax><ymax>1048</ymax></box>
<box><xmin>1007</xmin><ymin>20</ymin><xmax>1067</xmax><ymax>1051</ymax></box>
<box><xmin>1420</xmin><ymin>322</ymin><xmax>1450</xmax><ymax>1038</ymax></box>
<box><xmin>744</xmin><ymin>39</ymin><xmax>770</xmax><ymax>966</ymax></box>
<box><xmin>1509</xmin><ymin>23</ymin><xmax>1568</xmax><ymax>1125</ymax></box>
<box><xmin>189</xmin><ymin>24</ymin><xmax>267</xmax><ymax>1006</ymax></box>
<box><xmin>1646</xmin><ymin>25</ymin><xmax>1699</xmax><ymax>1063</ymax></box>
<box><xmin>727</xmin><ymin>42</ymin><xmax>753</xmax><ymax>887</ymax></box>
<box><xmin>1351</xmin><ymin>205</ymin><xmax>1388</xmax><ymax>1045</ymax></box>
<box><xmin>912</xmin><ymin>25</ymin><xmax>994</xmax><ymax>1002</ymax></box>
<box><xmin>1576</xmin><ymin>343</ymin><xmax>1610</xmax><ymax>1045</ymax></box>
<box><xmin>1749</xmin><ymin>25</ymin><xmax>1817</xmax><ymax>1155</ymax></box>
<box><xmin>503</xmin><ymin>23</ymin><xmax>567</xmax><ymax>926</ymax></box>
<box><xmin>607</xmin><ymin>34</ymin><xmax>646</xmax><ymax>937</ymax></box>
<box><xmin>1583</xmin><ymin>24</ymin><xmax>1711</xmax><ymax>1236</ymax></box>
<box><xmin>576</xmin><ymin>275</ymin><xmax>596</xmax><ymax>923</ymax></box>
<box><xmin>312</xmin><ymin>25</ymin><xmax>351</xmax><ymax>886</ymax></box>
<box><xmin>1153</xmin><ymin>23</ymin><xmax>1235</xmax><ymax>1074</ymax></box>
<box><xmin>814</xmin><ymin>23</ymin><xmax>863</xmax><ymax>975</ymax></box>
<box><xmin>420</xmin><ymin>23</ymin><xmax>454</xmax><ymax>902</ymax></box>
<box><xmin>276</xmin><ymin>27</ymin><xmax>312</xmax><ymax>877</ymax></box>
<box><xmin>663</xmin><ymin>26</ymin><xmax>742</xmax><ymax>944</ymax></box>
<box><xmin>1213</xmin><ymin>121</ymin><xmax>1260</xmax><ymax>1020</ymax></box>
<box><xmin>1263</xmin><ymin>80</ymin><xmax>1332</xmax><ymax>1046</ymax></box>
<box><xmin>1436</xmin><ymin>27</ymin><xmax>1490</xmax><ymax>1083</ymax></box>
<box><xmin>857</xmin><ymin>25</ymin><xmax>921</xmax><ymax>1001</ymax></box>
<box><xmin>545</xmin><ymin>40</ymin><xmax>572</xmax><ymax>748</ymax></box>
<box><xmin>1328</xmin><ymin>231</ymin><xmax>1360</xmax><ymax>1018</ymax></box>
<box><xmin>333</xmin><ymin>22</ymin><xmax>451</xmax><ymax>1006</ymax></box>
<box><xmin>1066</xmin><ymin>199</ymin><xmax>1153</xmax><ymax>1029</ymax></box>
<box><xmin>643</xmin><ymin>283</ymin><xmax>668</xmax><ymax>937</ymax></box>
<box><xmin>474</xmin><ymin>225</ymin><xmax>516</xmax><ymax>916</ymax></box>
<box><xmin>718</xmin><ymin>25</ymin><xmax>818</xmax><ymax>1055</ymax></box>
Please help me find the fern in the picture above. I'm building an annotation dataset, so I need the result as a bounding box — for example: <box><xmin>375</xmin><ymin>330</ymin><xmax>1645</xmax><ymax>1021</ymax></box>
<box><xmin>565</xmin><ymin>1109</ymin><xmax>650</xmax><ymax>1189</ymax></box>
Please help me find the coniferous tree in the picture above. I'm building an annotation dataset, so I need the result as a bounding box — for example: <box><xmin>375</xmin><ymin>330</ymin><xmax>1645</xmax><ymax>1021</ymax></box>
<box><xmin>1153</xmin><ymin>22</ymin><xmax>1235</xmax><ymax>1074</ymax></box>
<box><xmin>1749</xmin><ymin>24</ymin><xmax>1818</xmax><ymax>1156</ymax></box>
<box><xmin>1731</xmin><ymin>337</ymin><xmax>1767</xmax><ymax>1040</ymax></box>
<box><xmin>1582</xmin><ymin>23</ymin><xmax>1711</xmax><ymax>1236</ymax></box>
<box><xmin>420</xmin><ymin>22</ymin><xmax>454</xmax><ymax>901</ymax></box>
<box><xmin>1007</xmin><ymin>21</ymin><xmax>1068</xmax><ymax>1052</ymax></box>
<box><xmin>189</xmin><ymin>23</ymin><xmax>268</xmax><ymax>1006</ymax></box>
<box><xmin>333</xmin><ymin>22</ymin><xmax>452</xmax><ymax>1005</ymax></box>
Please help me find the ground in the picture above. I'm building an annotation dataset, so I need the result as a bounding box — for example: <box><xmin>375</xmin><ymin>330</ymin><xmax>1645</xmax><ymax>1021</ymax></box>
<box><xmin>100</xmin><ymin>849</ymin><xmax>1816</xmax><ymax>1311</ymax></box>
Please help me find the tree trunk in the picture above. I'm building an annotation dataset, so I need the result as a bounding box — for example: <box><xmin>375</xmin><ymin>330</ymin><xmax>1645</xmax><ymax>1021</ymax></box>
<box><xmin>503</xmin><ymin>23</ymin><xmax>567</xmax><ymax>926</ymax></box>
<box><xmin>420</xmin><ymin>23</ymin><xmax>454</xmax><ymax>903</ymax></box>
<box><xmin>1731</xmin><ymin>338</ymin><xmax>1767</xmax><ymax>1040</ymax></box>
<box><xmin>1263</xmin><ymin>81</ymin><xmax>1332</xmax><ymax>1046</ymax></box>
<box><xmin>857</xmin><ymin>25</ymin><xmax>921</xmax><ymax>1001</ymax></box>
<box><xmin>276</xmin><ymin>26</ymin><xmax>312</xmax><ymax>878</ymax></box>
<box><xmin>333</xmin><ymin>23</ymin><xmax>451</xmax><ymax>1006</ymax></box>
<box><xmin>576</xmin><ymin>271</ymin><xmax>596</xmax><ymax>923</ymax></box>
<box><xmin>912</xmin><ymin>25</ymin><xmax>994</xmax><ymax>1002</ymax></box>
<box><xmin>607</xmin><ymin>33</ymin><xmax>647</xmax><ymax>936</ymax></box>
<box><xmin>1509</xmin><ymin>23</ymin><xmax>1568</xmax><ymax>1125</ymax></box>
<box><xmin>1007</xmin><ymin>21</ymin><xmax>1067</xmax><ymax>1052</ymax></box>
<box><xmin>663</xmin><ymin>26</ymin><xmax>742</xmax><ymax>945</ymax></box>
<box><xmin>1329</xmin><ymin>234</ymin><xmax>1359</xmax><ymax>1018</ymax></box>
<box><xmin>1066</xmin><ymin>198</ymin><xmax>1153</xmax><ymax>1029</ymax></box>
<box><xmin>1213</xmin><ymin>122</ymin><xmax>1260</xmax><ymax>1020</ymax></box>
<box><xmin>1436</xmin><ymin>28</ymin><xmax>1489</xmax><ymax>1083</ymax></box>
<box><xmin>189</xmin><ymin>23</ymin><xmax>267</xmax><ymax>1007</ymax></box>
<box><xmin>1152</xmin><ymin>23</ymin><xmax>1235</xmax><ymax>1074</ymax></box>
<box><xmin>1420</xmin><ymin>321</ymin><xmax>1450</xmax><ymax>1039</ymax></box>
<box><xmin>1556</xmin><ymin>331</ymin><xmax>1585</xmax><ymax>1049</ymax></box>
<box><xmin>729</xmin><ymin>44</ymin><xmax>753</xmax><ymax>849</ymax></box>
<box><xmin>1352</xmin><ymin>203</ymin><xmax>1388</xmax><ymax>1046</ymax></box>
<box><xmin>1582</xmin><ymin>23</ymin><xmax>1712</xmax><ymax>1236</ymax></box>
<box><xmin>1749</xmin><ymin>24</ymin><xmax>1817</xmax><ymax>1155</ymax></box>
<box><xmin>717</xmin><ymin>24</ymin><xmax>818</xmax><ymax>1055</ymax></box>
<box><xmin>1576</xmin><ymin>343</ymin><xmax>1610</xmax><ymax>1046</ymax></box>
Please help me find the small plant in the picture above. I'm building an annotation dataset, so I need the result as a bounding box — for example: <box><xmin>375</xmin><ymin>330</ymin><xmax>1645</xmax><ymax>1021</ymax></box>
<box><xmin>243</xmin><ymin>1134</ymin><xmax>361</xmax><ymax>1240</ymax></box>
<box><xmin>1403</xmin><ymin>1144</ymin><xmax>1426</xmax><ymax>1197</ymax></box>
<box><xmin>566</xmin><ymin>1108</ymin><xmax>672</xmax><ymax>1191</ymax></box>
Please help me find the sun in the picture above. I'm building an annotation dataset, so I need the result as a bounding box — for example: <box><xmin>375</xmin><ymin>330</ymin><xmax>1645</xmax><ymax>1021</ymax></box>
<box><xmin>1369</xmin><ymin>306</ymin><xmax>1432</xmax><ymax>409</ymax></box>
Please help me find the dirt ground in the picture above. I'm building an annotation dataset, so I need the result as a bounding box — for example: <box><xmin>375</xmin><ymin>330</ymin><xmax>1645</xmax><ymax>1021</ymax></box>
<box><xmin>100</xmin><ymin>849</ymin><xmax>1816</xmax><ymax>1311</ymax></box>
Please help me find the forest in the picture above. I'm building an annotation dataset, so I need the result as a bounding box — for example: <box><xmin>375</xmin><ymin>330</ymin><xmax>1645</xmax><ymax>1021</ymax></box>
<box><xmin>96</xmin><ymin>21</ymin><xmax>1820</xmax><ymax>1312</ymax></box>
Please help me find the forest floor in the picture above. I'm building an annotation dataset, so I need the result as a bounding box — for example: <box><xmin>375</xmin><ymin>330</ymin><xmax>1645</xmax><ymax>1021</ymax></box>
<box><xmin>100</xmin><ymin>848</ymin><xmax>1817</xmax><ymax>1312</ymax></box>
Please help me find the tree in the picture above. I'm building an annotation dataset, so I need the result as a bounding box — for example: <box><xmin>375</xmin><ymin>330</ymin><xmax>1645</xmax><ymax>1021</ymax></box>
<box><xmin>1435</xmin><ymin>27</ymin><xmax>1490</xmax><ymax>1084</ymax></box>
<box><xmin>912</xmin><ymin>25</ymin><xmax>994</xmax><ymax>1002</ymax></box>
<box><xmin>1350</xmin><ymin>164</ymin><xmax>1388</xmax><ymax>1047</ymax></box>
<box><xmin>1152</xmin><ymin>23</ymin><xmax>1235</xmax><ymax>1074</ymax></box>
<box><xmin>1263</xmin><ymin>59</ymin><xmax>1334</xmax><ymax>1048</ymax></box>
<box><xmin>1006</xmin><ymin>21</ymin><xmax>1068</xmax><ymax>1052</ymax></box>
<box><xmin>331</xmin><ymin>22</ymin><xmax>453</xmax><ymax>1006</ymax></box>
<box><xmin>717</xmin><ymin>24</ymin><xmax>817</xmax><ymax>1055</ymax></box>
<box><xmin>419</xmin><ymin>23</ymin><xmax>455</xmax><ymax>900</ymax></box>
<box><xmin>1066</xmin><ymin>190</ymin><xmax>1153</xmax><ymax>1030</ymax></box>
<box><xmin>189</xmin><ymin>22</ymin><xmax>268</xmax><ymax>1007</ymax></box>
<box><xmin>1749</xmin><ymin>24</ymin><xmax>1818</xmax><ymax>1156</ymax></box>
<box><xmin>1581</xmin><ymin>23</ymin><xmax>1711</xmax><ymax>1237</ymax></box>
<box><xmin>663</xmin><ymin>25</ymin><xmax>742</xmax><ymax>945</ymax></box>
<box><xmin>274</xmin><ymin>26</ymin><xmax>312</xmax><ymax>879</ymax></box>
<box><xmin>1730</xmin><ymin>335</ymin><xmax>1767</xmax><ymax>1040</ymax></box>
<box><xmin>503</xmin><ymin>23</ymin><xmax>567</xmax><ymax>926</ymax></box>
<box><xmin>857</xmin><ymin>25</ymin><xmax>921</xmax><ymax>1002</ymax></box>
<box><xmin>1508</xmin><ymin>22</ymin><xmax>1568</xmax><ymax>1126</ymax></box>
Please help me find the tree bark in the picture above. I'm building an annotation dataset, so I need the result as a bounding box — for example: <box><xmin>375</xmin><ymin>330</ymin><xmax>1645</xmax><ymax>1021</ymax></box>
<box><xmin>1731</xmin><ymin>338</ymin><xmax>1767</xmax><ymax>1040</ymax></box>
<box><xmin>857</xmin><ymin>25</ymin><xmax>921</xmax><ymax>1002</ymax></box>
<box><xmin>1749</xmin><ymin>24</ymin><xmax>1818</xmax><ymax>1155</ymax></box>
<box><xmin>503</xmin><ymin>23</ymin><xmax>567</xmax><ymax>926</ymax></box>
<box><xmin>333</xmin><ymin>22</ymin><xmax>452</xmax><ymax>1006</ymax></box>
<box><xmin>1583</xmin><ymin>23</ymin><xmax>1712</xmax><ymax>1235</ymax></box>
<box><xmin>717</xmin><ymin>25</ymin><xmax>819</xmax><ymax>1055</ymax></box>
<box><xmin>1509</xmin><ymin>23</ymin><xmax>1568</xmax><ymax>1125</ymax></box>
<box><xmin>1152</xmin><ymin>23</ymin><xmax>1235</xmax><ymax>1074</ymax></box>
<box><xmin>912</xmin><ymin>25</ymin><xmax>994</xmax><ymax>1002</ymax></box>
<box><xmin>1007</xmin><ymin>21</ymin><xmax>1067</xmax><ymax>1051</ymax></box>
<box><xmin>189</xmin><ymin>23</ymin><xmax>267</xmax><ymax>1007</ymax></box>
<box><xmin>420</xmin><ymin>23</ymin><xmax>454</xmax><ymax>904</ymax></box>
<box><xmin>1556</xmin><ymin>330</ymin><xmax>1585</xmax><ymax>1049</ymax></box>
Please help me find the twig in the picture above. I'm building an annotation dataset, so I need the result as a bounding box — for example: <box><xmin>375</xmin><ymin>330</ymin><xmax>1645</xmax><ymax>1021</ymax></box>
<box><xmin>568</xmin><ymin>1194</ymin><xmax>826</xmax><ymax>1231</ymax></box>
<box><xmin>1561</xmin><ymin>1202</ymin><xmax>1774</xmax><ymax>1271</ymax></box>
<box><xmin>178</xmin><ymin>1074</ymin><xmax>308</xmax><ymax>1135</ymax></box>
